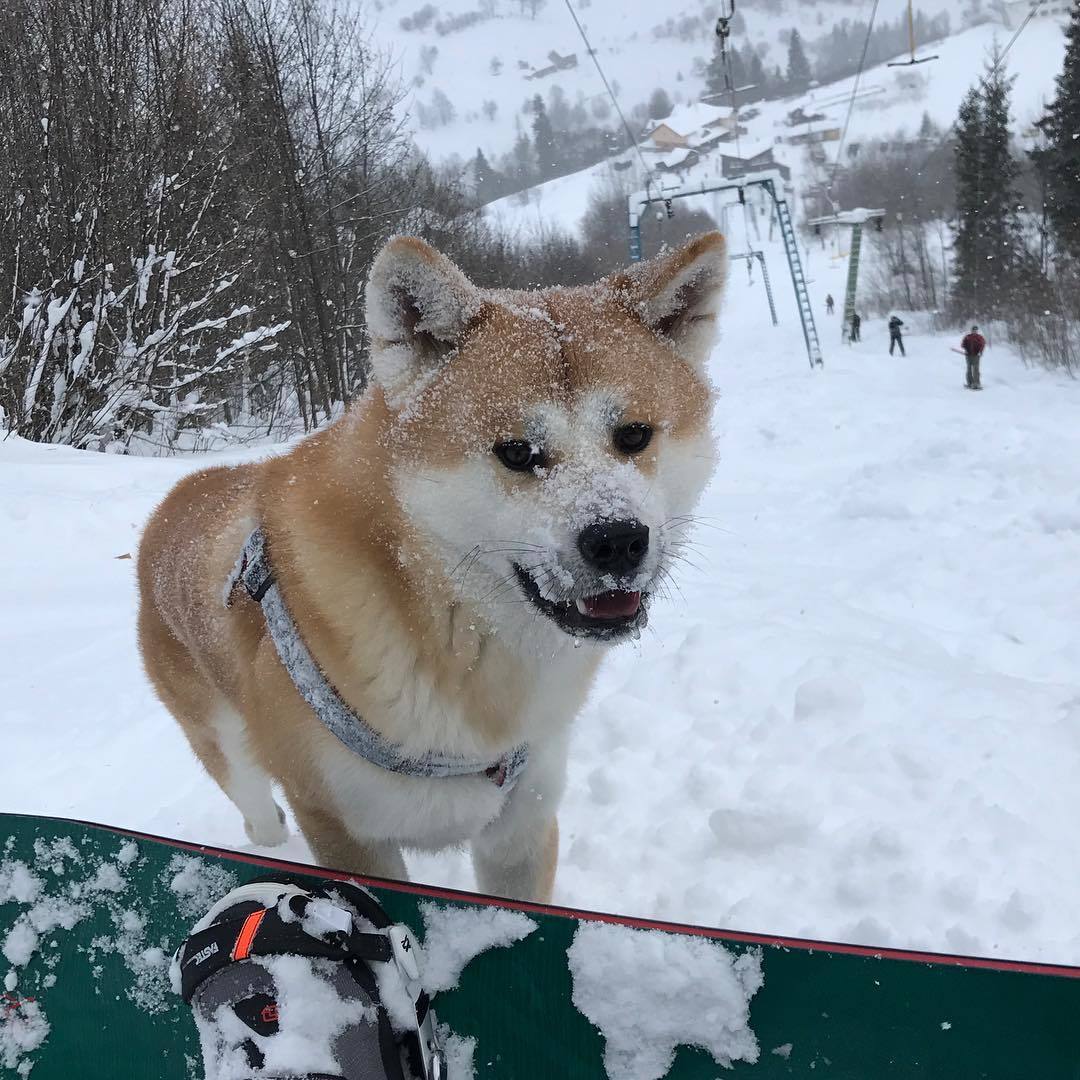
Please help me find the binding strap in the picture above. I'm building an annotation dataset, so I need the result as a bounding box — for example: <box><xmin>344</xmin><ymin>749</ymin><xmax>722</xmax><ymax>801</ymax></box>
<box><xmin>179</xmin><ymin>897</ymin><xmax>392</xmax><ymax>1004</ymax></box>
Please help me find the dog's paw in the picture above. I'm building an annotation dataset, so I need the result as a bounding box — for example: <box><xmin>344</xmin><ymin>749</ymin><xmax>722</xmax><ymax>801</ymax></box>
<box><xmin>244</xmin><ymin>803</ymin><xmax>289</xmax><ymax>847</ymax></box>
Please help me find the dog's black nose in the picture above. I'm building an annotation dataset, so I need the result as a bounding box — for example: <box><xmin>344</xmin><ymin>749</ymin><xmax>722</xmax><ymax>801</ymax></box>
<box><xmin>577</xmin><ymin>520</ymin><xmax>650</xmax><ymax>575</ymax></box>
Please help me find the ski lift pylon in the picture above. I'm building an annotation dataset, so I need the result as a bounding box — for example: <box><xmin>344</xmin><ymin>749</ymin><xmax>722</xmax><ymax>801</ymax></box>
<box><xmin>887</xmin><ymin>0</ymin><xmax>939</xmax><ymax>67</ymax></box>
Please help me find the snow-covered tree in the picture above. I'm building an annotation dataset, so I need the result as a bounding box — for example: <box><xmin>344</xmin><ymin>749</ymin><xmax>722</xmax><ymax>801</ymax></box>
<box><xmin>0</xmin><ymin>0</ymin><xmax>411</xmax><ymax>446</ymax></box>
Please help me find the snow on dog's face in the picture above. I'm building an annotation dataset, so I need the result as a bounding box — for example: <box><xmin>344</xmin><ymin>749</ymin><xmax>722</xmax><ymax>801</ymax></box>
<box><xmin>364</xmin><ymin>234</ymin><xmax>724</xmax><ymax>645</ymax></box>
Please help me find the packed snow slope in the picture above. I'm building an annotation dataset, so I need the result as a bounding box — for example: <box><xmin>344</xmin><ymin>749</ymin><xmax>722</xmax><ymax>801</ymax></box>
<box><xmin>4</xmin><ymin>251</ymin><xmax>1080</xmax><ymax>963</ymax></box>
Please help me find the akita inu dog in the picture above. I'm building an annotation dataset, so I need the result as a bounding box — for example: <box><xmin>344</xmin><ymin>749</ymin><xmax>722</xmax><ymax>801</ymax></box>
<box><xmin>137</xmin><ymin>231</ymin><xmax>725</xmax><ymax>902</ymax></box>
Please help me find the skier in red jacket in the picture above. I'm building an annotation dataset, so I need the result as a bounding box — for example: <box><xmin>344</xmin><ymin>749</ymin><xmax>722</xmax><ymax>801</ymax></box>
<box><xmin>961</xmin><ymin>325</ymin><xmax>986</xmax><ymax>390</ymax></box>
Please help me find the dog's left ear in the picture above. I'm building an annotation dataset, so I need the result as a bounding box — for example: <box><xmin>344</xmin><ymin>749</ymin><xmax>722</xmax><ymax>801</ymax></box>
<box><xmin>365</xmin><ymin>236</ymin><xmax>482</xmax><ymax>407</ymax></box>
<box><xmin>610</xmin><ymin>231</ymin><xmax>727</xmax><ymax>370</ymax></box>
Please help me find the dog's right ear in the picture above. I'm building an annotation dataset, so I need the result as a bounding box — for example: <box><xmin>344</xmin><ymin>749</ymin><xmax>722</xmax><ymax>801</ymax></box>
<box><xmin>607</xmin><ymin>231</ymin><xmax>727</xmax><ymax>372</ymax></box>
<box><xmin>365</xmin><ymin>236</ymin><xmax>482</xmax><ymax>408</ymax></box>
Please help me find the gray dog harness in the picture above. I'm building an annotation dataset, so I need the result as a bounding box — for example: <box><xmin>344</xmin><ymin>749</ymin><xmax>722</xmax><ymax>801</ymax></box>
<box><xmin>225</xmin><ymin>527</ymin><xmax>529</xmax><ymax>789</ymax></box>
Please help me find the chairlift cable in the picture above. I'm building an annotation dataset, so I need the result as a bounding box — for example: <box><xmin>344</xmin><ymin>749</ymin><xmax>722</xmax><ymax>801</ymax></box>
<box><xmin>993</xmin><ymin>0</ymin><xmax>1045</xmax><ymax>77</ymax></box>
<box><xmin>561</xmin><ymin>0</ymin><xmax>659</xmax><ymax>192</ymax></box>
<box><xmin>714</xmin><ymin>3</ymin><xmax>753</xmax><ymax>256</ymax></box>
<box><xmin>829</xmin><ymin>0</ymin><xmax>881</xmax><ymax>192</ymax></box>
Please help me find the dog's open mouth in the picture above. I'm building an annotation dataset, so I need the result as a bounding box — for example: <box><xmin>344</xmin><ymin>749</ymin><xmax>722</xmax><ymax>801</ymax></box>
<box><xmin>514</xmin><ymin>565</ymin><xmax>647</xmax><ymax>639</ymax></box>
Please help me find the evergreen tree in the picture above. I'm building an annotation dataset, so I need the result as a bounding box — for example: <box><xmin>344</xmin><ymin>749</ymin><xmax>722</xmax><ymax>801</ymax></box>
<box><xmin>531</xmin><ymin>94</ymin><xmax>558</xmax><ymax>179</ymax></box>
<box><xmin>747</xmin><ymin>51</ymin><xmax>769</xmax><ymax>102</ymax></box>
<box><xmin>471</xmin><ymin>148</ymin><xmax>504</xmax><ymax>202</ymax></box>
<box><xmin>1038</xmin><ymin>2</ymin><xmax>1080</xmax><ymax>262</ymax></box>
<box><xmin>648</xmin><ymin>87</ymin><xmax>673</xmax><ymax>120</ymax></box>
<box><xmin>706</xmin><ymin>37</ymin><xmax>727</xmax><ymax>100</ymax></box>
<box><xmin>951</xmin><ymin>52</ymin><xmax>1030</xmax><ymax>319</ymax></box>
<box><xmin>979</xmin><ymin>55</ymin><xmax>1027</xmax><ymax>310</ymax></box>
<box><xmin>951</xmin><ymin>87</ymin><xmax>986</xmax><ymax>317</ymax></box>
<box><xmin>786</xmin><ymin>29</ymin><xmax>812</xmax><ymax>91</ymax></box>
<box><xmin>707</xmin><ymin>43</ymin><xmax>760</xmax><ymax>104</ymax></box>
<box><xmin>510</xmin><ymin>130</ymin><xmax>535</xmax><ymax>184</ymax></box>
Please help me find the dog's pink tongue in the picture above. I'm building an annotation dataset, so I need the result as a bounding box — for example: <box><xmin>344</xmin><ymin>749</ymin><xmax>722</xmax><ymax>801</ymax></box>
<box><xmin>583</xmin><ymin>590</ymin><xmax>641</xmax><ymax>619</ymax></box>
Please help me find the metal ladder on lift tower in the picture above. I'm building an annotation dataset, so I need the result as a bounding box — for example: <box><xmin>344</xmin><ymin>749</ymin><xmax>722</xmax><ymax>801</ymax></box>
<box><xmin>774</xmin><ymin>197</ymin><xmax>824</xmax><ymax>368</ymax></box>
<box><xmin>841</xmin><ymin>224</ymin><xmax>863</xmax><ymax>345</ymax></box>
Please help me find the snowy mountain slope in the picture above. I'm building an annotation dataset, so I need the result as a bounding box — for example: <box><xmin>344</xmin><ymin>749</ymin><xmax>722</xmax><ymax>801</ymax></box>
<box><xmin>375</xmin><ymin>0</ymin><xmax>1047</xmax><ymax>167</ymax></box>
<box><xmin>4</xmin><ymin>229</ymin><xmax>1080</xmax><ymax>963</ymax></box>
<box><xmin>485</xmin><ymin>15</ymin><xmax>1066</xmax><ymax>240</ymax></box>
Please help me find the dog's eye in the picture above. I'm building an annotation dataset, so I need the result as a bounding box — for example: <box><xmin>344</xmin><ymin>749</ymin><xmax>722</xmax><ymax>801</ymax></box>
<box><xmin>494</xmin><ymin>440</ymin><xmax>545</xmax><ymax>473</ymax></box>
<box><xmin>613</xmin><ymin>423</ymin><xmax>652</xmax><ymax>455</ymax></box>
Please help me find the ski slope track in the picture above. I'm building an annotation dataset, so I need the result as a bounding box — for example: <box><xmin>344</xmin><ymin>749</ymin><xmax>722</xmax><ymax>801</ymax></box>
<box><xmin>4</xmin><ymin>269</ymin><xmax>1080</xmax><ymax>965</ymax></box>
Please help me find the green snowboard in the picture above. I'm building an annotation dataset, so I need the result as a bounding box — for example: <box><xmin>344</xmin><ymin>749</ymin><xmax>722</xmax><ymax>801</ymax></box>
<box><xmin>2</xmin><ymin>813</ymin><xmax>1078</xmax><ymax>1079</ymax></box>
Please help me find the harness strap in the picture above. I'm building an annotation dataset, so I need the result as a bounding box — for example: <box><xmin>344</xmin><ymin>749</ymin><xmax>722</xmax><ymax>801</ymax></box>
<box><xmin>225</xmin><ymin>527</ymin><xmax>529</xmax><ymax>790</ymax></box>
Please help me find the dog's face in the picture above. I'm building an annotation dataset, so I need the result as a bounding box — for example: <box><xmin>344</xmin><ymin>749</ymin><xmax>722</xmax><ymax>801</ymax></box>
<box><xmin>364</xmin><ymin>234</ymin><xmax>724</xmax><ymax>646</ymax></box>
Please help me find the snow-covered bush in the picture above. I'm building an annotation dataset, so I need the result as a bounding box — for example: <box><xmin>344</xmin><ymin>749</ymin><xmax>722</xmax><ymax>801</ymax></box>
<box><xmin>435</xmin><ymin>10</ymin><xmax>489</xmax><ymax>35</ymax></box>
<box><xmin>0</xmin><ymin>0</ymin><xmax>409</xmax><ymax>450</ymax></box>
<box><xmin>399</xmin><ymin>3</ymin><xmax>438</xmax><ymax>32</ymax></box>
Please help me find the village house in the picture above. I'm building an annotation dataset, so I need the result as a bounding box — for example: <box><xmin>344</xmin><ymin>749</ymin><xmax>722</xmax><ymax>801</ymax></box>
<box><xmin>524</xmin><ymin>50</ymin><xmax>578</xmax><ymax>81</ymax></box>
<box><xmin>719</xmin><ymin>143</ymin><xmax>790</xmax><ymax>182</ymax></box>
<box><xmin>653</xmin><ymin>147</ymin><xmax>700</xmax><ymax>176</ymax></box>
<box><xmin>640</xmin><ymin>102</ymin><xmax>738</xmax><ymax>155</ymax></box>
<box><xmin>786</xmin><ymin>127</ymin><xmax>842</xmax><ymax>147</ymax></box>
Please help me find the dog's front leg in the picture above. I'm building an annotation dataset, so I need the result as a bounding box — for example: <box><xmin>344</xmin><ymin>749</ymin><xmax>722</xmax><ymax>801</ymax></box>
<box><xmin>289</xmin><ymin>797</ymin><xmax>407</xmax><ymax>880</ymax></box>
<box><xmin>472</xmin><ymin>812</ymin><xmax>559</xmax><ymax>903</ymax></box>
<box><xmin>471</xmin><ymin>743</ymin><xmax>567</xmax><ymax>902</ymax></box>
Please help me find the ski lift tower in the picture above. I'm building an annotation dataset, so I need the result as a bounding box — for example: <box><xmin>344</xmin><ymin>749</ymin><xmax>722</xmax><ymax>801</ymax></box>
<box><xmin>807</xmin><ymin>207</ymin><xmax>885</xmax><ymax>343</ymax></box>
<box><xmin>628</xmin><ymin>169</ymin><xmax>824</xmax><ymax>368</ymax></box>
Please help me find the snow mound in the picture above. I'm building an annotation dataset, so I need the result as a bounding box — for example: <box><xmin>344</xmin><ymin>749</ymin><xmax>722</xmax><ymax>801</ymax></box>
<box><xmin>567</xmin><ymin>922</ymin><xmax>762</xmax><ymax>1080</ymax></box>
<box><xmin>166</xmin><ymin>854</ymin><xmax>238</xmax><ymax>919</ymax></box>
<box><xmin>418</xmin><ymin>902</ymin><xmax>537</xmax><ymax>992</ymax></box>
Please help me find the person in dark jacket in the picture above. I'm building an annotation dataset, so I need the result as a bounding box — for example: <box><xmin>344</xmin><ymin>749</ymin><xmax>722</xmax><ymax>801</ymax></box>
<box><xmin>961</xmin><ymin>325</ymin><xmax>986</xmax><ymax>389</ymax></box>
<box><xmin>826</xmin><ymin>293</ymin><xmax>835</xmax><ymax>315</ymax></box>
<box><xmin>850</xmin><ymin>311</ymin><xmax>861</xmax><ymax>342</ymax></box>
<box><xmin>888</xmin><ymin>315</ymin><xmax>905</xmax><ymax>356</ymax></box>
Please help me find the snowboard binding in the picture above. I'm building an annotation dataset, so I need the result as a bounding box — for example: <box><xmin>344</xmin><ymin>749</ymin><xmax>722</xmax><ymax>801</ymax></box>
<box><xmin>172</xmin><ymin>878</ymin><xmax>446</xmax><ymax>1080</ymax></box>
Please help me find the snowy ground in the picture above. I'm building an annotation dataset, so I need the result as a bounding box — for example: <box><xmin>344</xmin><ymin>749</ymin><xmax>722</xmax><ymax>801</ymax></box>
<box><xmin>4</xmin><ymin>241</ymin><xmax>1080</xmax><ymax>965</ymax></box>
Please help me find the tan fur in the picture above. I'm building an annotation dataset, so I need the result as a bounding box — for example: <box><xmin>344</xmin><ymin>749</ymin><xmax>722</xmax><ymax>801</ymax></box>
<box><xmin>137</xmin><ymin>233</ymin><xmax>724</xmax><ymax>901</ymax></box>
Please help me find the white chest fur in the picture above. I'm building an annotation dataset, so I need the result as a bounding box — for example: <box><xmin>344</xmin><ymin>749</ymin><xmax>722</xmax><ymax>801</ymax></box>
<box><xmin>312</xmin><ymin>642</ymin><xmax>590</xmax><ymax>851</ymax></box>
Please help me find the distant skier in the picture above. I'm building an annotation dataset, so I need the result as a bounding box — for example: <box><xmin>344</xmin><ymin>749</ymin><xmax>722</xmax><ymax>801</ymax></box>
<box><xmin>826</xmin><ymin>293</ymin><xmax>835</xmax><ymax>315</ymax></box>
<box><xmin>850</xmin><ymin>311</ymin><xmax>861</xmax><ymax>342</ymax></box>
<box><xmin>888</xmin><ymin>315</ymin><xmax>906</xmax><ymax>356</ymax></box>
<box><xmin>961</xmin><ymin>325</ymin><xmax>986</xmax><ymax>390</ymax></box>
